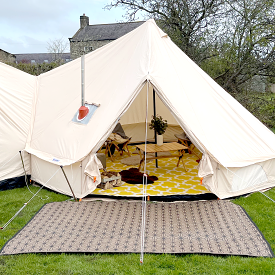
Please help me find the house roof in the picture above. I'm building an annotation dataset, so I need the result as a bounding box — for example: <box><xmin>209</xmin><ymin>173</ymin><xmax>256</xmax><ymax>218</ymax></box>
<box><xmin>70</xmin><ymin>21</ymin><xmax>145</xmax><ymax>42</ymax></box>
<box><xmin>0</xmin><ymin>48</ymin><xmax>15</xmax><ymax>57</ymax></box>
<box><xmin>15</xmin><ymin>53</ymin><xmax>71</xmax><ymax>63</ymax></box>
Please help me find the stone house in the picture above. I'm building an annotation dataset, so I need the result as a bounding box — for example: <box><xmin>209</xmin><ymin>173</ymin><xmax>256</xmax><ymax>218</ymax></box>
<box><xmin>69</xmin><ymin>14</ymin><xmax>144</xmax><ymax>60</ymax></box>
<box><xmin>0</xmin><ymin>49</ymin><xmax>16</xmax><ymax>63</ymax></box>
<box><xmin>15</xmin><ymin>53</ymin><xmax>71</xmax><ymax>64</ymax></box>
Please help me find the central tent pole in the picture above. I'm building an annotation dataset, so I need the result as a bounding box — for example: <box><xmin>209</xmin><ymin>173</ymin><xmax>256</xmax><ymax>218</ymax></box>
<box><xmin>153</xmin><ymin>89</ymin><xmax>158</xmax><ymax>168</ymax></box>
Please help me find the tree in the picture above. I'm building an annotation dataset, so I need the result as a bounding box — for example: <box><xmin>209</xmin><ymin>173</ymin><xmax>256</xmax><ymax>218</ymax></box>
<box><xmin>107</xmin><ymin>0</ymin><xmax>275</xmax><ymax>93</ymax></box>
<box><xmin>47</xmin><ymin>38</ymin><xmax>69</xmax><ymax>65</ymax></box>
<box><xmin>202</xmin><ymin>0</ymin><xmax>275</xmax><ymax>92</ymax></box>
<box><xmin>106</xmin><ymin>0</ymin><xmax>225</xmax><ymax>64</ymax></box>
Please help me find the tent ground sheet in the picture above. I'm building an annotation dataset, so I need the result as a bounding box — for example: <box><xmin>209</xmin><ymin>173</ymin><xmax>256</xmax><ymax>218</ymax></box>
<box><xmin>0</xmin><ymin>200</ymin><xmax>273</xmax><ymax>257</ymax></box>
<box><xmin>93</xmin><ymin>145</ymin><xmax>208</xmax><ymax>197</ymax></box>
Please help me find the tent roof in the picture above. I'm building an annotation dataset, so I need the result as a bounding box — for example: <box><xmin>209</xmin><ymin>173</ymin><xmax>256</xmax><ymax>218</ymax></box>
<box><xmin>0</xmin><ymin>62</ymin><xmax>36</xmax><ymax>180</ymax></box>
<box><xmin>25</xmin><ymin>19</ymin><xmax>275</xmax><ymax>168</ymax></box>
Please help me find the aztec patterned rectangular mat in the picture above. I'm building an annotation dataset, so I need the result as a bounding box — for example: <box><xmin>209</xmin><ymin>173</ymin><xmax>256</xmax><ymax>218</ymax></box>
<box><xmin>0</xmin><ymin>200</ymin><xmax>273</xmax><ymax>257</ymax></box>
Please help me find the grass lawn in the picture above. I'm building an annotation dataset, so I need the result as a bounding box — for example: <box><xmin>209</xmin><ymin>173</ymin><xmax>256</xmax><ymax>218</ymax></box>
<box><xmin>0</xmin><ymin>186</ymin><xmax>274</xmax><ymax>275</ymax></box>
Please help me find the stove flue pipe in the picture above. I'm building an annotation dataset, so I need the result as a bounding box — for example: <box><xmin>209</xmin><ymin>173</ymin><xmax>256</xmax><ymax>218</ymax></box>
<box><xmin>81</xmin><ymin>55</ymin><xmax>85</xmax><ymax>106</ymax></box>
<box><xmin>78</xmin><ymin>55</ymin><xmax>89</xmax><ymax>120</ymax></box>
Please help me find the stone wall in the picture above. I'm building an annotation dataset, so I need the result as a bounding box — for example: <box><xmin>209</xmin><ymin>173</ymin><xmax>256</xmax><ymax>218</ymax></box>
<box><xmin>243</xmin><ymin>75</ymin><xmax>267</xmax><ymax>93</ymax></box>
<box><xmin>70</xmin><ymin>40</ymin><xmax>112</xmax><ymax>60</ymax></box>
<box><xmin>267</xmin><ymin>84</ymin><xmax>275</xmax><ymax>93</ymax></box>
<box><xmin>0</xmin><ymin>49</ymin><xmax>15</xmax><ymax>63</ymax></box>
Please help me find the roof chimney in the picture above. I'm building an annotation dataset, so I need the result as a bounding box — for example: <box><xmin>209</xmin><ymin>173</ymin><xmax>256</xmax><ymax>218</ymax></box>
<box><xmin>80</xmin><ymin>14</ymin><xmax>89</xmax><ymax>29</ymax></box>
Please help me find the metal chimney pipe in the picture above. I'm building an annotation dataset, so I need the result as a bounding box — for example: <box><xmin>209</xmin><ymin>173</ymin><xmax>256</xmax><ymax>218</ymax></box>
<box><xmin>81</xmin><ymin>55</ymin><xmax>85</xmax><ymax>106</ymax></box>
<box><xmin>78</xmin><ymin>55</ymin><xmax>89</xmax><ymax>120</ymax></box>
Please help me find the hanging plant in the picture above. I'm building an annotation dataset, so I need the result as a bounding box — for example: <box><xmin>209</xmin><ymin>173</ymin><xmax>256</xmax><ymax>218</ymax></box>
<box><xmin>149</xmin><ymin>115</ymin><xmax>168</xmax><ymax>135</ymax></box>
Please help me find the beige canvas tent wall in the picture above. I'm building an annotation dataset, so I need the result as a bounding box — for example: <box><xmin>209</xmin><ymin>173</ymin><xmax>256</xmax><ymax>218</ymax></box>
<box><xmin>0</xmin><ymin>62</ymin><xmax>36</xmax><ymax>184</ymax></box>
<box><xmin>120</xmin><ymin>84</ymin><xmax>182</xmax><ymax>143</ymax></box>
<box><xmin>1</xmin><ymin>19</ymin><xmax>275</xmax><ymax>199</ymax></box>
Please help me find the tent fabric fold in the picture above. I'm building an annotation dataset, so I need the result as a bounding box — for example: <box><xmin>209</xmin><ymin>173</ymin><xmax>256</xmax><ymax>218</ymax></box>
<box><xmin>1</xmin><ymin>19</ymin><xmax>275</xmax><ymax>198</ymax></box>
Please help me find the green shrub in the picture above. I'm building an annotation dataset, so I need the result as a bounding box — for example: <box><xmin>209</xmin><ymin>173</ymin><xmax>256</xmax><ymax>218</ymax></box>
<box><xmin>5</xmin><ymin>62</ymin><xmax>60</xmax><ymax>76</ymax></box>
<box><xmin>232</xmin><ymin>92</ymin><xmax>275</xmax><ymax>129</ymax></box>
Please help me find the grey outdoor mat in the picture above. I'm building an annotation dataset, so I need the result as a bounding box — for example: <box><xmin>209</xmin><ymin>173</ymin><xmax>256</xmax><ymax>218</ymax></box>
<box><xmin>0</xmin><ymin>200</ymin><xmax>273</xmax><ymax>257</ymax></box>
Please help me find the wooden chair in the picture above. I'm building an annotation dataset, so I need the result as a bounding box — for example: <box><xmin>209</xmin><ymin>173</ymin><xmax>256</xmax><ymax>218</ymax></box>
<box><xmin>101</xmin><ymin>134</ymin><xmax>132</xmax><ymax>162</ymax></box>
<box><xmin>175</xmin><ymin>133</ymin><xmax>201</xmax><ymax>161</ymax></box>
<box><xmin>111</xmin><ymin>137</ymin><xmax>132</xmax><ymax>157</ymax></box>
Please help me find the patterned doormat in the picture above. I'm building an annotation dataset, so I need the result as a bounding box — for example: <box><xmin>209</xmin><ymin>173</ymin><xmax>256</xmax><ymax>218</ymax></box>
<box><xmin>0</xmin><ymin>200</ymin><xmax>273</xmax><ymax>257</ymax></box>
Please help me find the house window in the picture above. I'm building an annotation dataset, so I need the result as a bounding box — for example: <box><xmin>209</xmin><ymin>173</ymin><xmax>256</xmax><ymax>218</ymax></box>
<box><xmin>31</xmin><ymin>60</ymin><xmax>36</xmax><ymax>64</ymax></box>
<box><xmin>44</xmin><ymin>60</ymin><xmax>48</xmax><ymax>63</ymax></box>
<box><xmin>84</xmin><ymin>46</ymin><xmax>93</xmax><ymax>53</ymax></box>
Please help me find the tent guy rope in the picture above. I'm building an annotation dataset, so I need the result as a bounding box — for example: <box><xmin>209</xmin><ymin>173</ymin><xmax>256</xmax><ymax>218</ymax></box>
<box><xmin>19</xmin><ymin>150</ymin><xmax>35</xmax><ymax>196</ymax></box>
<box><xmin>140</xmin><ymin>80</ymin><xmax>150</xmax><ymax>264</ymax></box>
<box><xmin>19</xmin><ymin>150</ymin><xmax>49</xmax><ymax>200</ymax></box>
<box><xmin>0</xmin><ymin>150</ymin><xmax>47</xmax><ymax>199</ymax></box>
<box><xmin>0</xmin><ymin>167</ymin><xmax>61</xmax><ymax>230</ymax></box>
<box><xmin>260</xmin><ymin>191</ymin><xmax>275</xmax><ymax>203</ymax></box>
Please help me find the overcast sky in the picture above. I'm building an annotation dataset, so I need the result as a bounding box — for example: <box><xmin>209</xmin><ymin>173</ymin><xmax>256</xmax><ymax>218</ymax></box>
<box><xmin>0</xmin><ymin>0</ymin><xmax>131</xmax><ymax>54</ymax></box>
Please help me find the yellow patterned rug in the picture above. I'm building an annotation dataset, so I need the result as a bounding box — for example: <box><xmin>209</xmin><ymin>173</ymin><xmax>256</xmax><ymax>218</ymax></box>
<box><xmin>92</xmin><ymin>145</ymin><xmax>209</xmax><ymax>197</ymax></box>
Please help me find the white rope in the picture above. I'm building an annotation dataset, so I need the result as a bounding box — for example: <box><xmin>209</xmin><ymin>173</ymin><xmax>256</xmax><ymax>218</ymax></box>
<box><xmin>224</xmin><ymin>166</ymin><xmax>242</xmax><ymax>179</ymax></box>
<box><xmin>1</xmin><ymin>167</ymin><xmax>61</xmax><ymax>230</ymax></box>
<box><xmin>20</xmin><ymin>150</ymin><xmax>36</xmax><ymax>196</ymax></box>
<box><xmin>20</xmin><ymin>151</ymin><xmax>49</xmax><ymax>200</ymax></box>
<box><xmin>0</xmin><ymin>203</ymin><xmax>29</xmax><ymax>230</ymax></box>
<box><xmin>1</xmin><ymin>150</ymin><xmax>39</xmax><ymax>198</ymax></box>
<box><xmin>260</xmin><ymin>191</ymin><xmax>275</xmax><ymax>203</ymax></box>
<box><xmin>140</xmin><ymin>80</ymin><xmax>149</xmax><ymax>264</ymax></box>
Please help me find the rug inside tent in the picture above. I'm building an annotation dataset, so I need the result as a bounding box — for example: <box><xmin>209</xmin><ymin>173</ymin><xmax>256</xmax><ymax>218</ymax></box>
<box><xmin>93</xmin><ymin>145</ymin><xmax>209</xmax><ymax>198</ymax></box>
<box><xmin>0</xmin><ymin>200</ymin><xmax>273</xmax><ymax>257</ymax></box>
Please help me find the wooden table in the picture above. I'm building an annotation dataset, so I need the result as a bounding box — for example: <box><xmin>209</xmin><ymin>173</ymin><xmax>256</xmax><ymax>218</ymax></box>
<box><xmin>136</xmin><ymin>142</ymin><xmax>188</xmax><ymax>171</ymax></box>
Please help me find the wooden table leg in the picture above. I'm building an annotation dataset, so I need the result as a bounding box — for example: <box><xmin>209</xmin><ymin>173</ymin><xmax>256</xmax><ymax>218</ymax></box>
<box><xmin>106</xmin><ymin>142</ymin><xmax>115</xmax><ymax>162</ymax></box>
<box><xmin>177</xmin><ymin>150</ymin><xmax>187</xmax><ymax>172</ymax></box>
<box><xmin>138</xmin><ymin>158</ymin><xmax>145</xmax><ymax>171</ymax></box>
<box><xmin>189</xmin><ymin>144</ymin><xmax>201</xmax><ymax>160</ymax></box>
<box><xmin>137</xmin><ymin>148</ymin><xmax>145</xmax><ymax>171</ymax></box>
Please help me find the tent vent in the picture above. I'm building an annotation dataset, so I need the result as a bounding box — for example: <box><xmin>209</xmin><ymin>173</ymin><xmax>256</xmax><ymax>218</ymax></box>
<box><xmin>72</xmin><ymin>103</ymin><xmax>98</xmax><ymax>124</ymax></box>
<box><xmin>78</xmin><ymin>106</ymin><xmax>89</xmax><ymax>120</ymax></box>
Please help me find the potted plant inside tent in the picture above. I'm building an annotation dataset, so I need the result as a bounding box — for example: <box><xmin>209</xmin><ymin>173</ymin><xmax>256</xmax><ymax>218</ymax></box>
<box><xmin>149</xmin><ymin>115</ymin><xmax>168</xmax><ymax>145</ymax></box>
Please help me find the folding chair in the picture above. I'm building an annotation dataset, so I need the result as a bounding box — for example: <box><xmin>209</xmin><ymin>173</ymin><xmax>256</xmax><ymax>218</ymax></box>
<box><xmin>103</xmin><ymin>134</ymin><xmax>131</xmax><ymax>162</ymax></box>
<box><xmin>111</xmin><ymin>137</ymin><xmax>132</xmax><ymax>157</ymax></box>
<box><xmin>175</xmin><ymin>133</ymin><xmax>201</xmax><ymax>161</ymax></box>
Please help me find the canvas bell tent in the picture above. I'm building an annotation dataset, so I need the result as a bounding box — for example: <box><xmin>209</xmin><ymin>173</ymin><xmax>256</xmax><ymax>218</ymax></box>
<box><xmin>1</xmin><ymin>19</ymin><xmax>275</xmax><ymax>199</ymax></box>
<box><xmin>0</xmin><ymin>62</ymin><xmax>36</xmax><ymax>189</ymax></box>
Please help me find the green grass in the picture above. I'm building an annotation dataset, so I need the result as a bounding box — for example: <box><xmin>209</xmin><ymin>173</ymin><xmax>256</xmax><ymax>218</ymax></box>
<box><xmin>0</xmin><ymin>186</ymin><xmax>275</xmax><ymax>275</ymax></box>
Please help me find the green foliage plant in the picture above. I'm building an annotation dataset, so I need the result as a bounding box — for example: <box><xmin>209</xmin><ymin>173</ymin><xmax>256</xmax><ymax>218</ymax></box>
<box><xmin>5</xmin><ymin>62</ymin><xmax>60</xmax><ymax>76</ymax></box>
<box><xmin>149</xmin><ymin>115</ymin><xmax>168</xmax><ymax>135</ymax></box>
<box><xmin>233</xmin><ymin>92</ymin><xmax>275</xmax><ymax>129</ymax></box>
